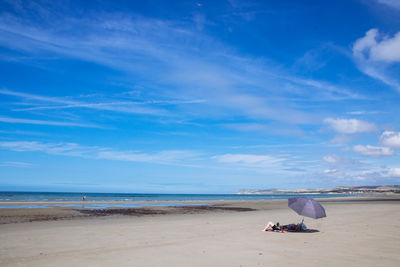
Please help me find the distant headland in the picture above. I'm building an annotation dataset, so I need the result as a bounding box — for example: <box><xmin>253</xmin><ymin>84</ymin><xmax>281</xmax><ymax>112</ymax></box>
<box><xmin>236</xmin><ymin>185</ymin><xmax>400</xmax><ymax>195</ymax></box>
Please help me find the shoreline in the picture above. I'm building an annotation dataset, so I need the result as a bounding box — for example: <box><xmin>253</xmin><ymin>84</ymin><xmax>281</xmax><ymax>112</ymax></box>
<box><xmin>1</xmin><ymin>193</ymin><xmax>399</xmax><ymax>204</ymax></box>
<box><xmin>1</xmin><ymin>195</ymin><xmax>399</xmax><ymax>225</ymax></box>
<box><xmin>1</xmin><ymin>194</ymin><xmax>399</xmax><ymax>206</ymax></box>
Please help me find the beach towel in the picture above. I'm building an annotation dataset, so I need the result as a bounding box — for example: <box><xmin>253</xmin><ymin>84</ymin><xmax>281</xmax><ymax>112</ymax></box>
<box><xmin>266</xmin><ymin>229</ymin><xmax>287</xmax><ymax>233</ymax></box>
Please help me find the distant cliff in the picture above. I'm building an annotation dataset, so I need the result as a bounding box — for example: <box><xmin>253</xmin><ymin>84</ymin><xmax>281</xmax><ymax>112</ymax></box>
<box><xmin>236</xmin><ymin>185</ymin><xmax>400</xmax><ymax>195</ymax></box>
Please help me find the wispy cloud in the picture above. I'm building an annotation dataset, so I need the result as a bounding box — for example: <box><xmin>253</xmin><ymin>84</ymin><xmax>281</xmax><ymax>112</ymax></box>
<box><xmin>0</xmin><ymin>141</ymin><xmax>98</xmax><ymax>157</ymax></box>
<box><xmin>0</xmin><ymin>5</ymin><xmax>363</xmax><ymax>127</ymax></box>
<box><xmin>221</xmin><ymin>122</ymin><xmax>306</xmax><ymax>137</ymax></box>
<box><xmin>323</xmin><ymin>154</ymin><xmax>365</xmax><ymax>169</ymax></box>
<box><xmin>0</xmin><ymin>89</ymin><xmax>173</xmax><ymax>117</ymax></box>
<box><xmin>352</xmin><ymin>145</ymin><xmax>394</xmax><ymax>157</ymax></box>
<box><xmin>0</xmin><ymin>161</ymin><xmax>35</xmax><ymax>167</ymax></box>
<box><xmin>213</xmin><ymin>153</ymin><xmax>284</xmax><ymax>165</ymax></box>
<box><xmin>1</xmin><ymin>88</ymin><xmax>205</xmax><ymax>111</ymax></box>
<box><xmin>212</xmin><ymin>152</ymin><xmax>324</xmax><ymax>177</ymax></box>
<box><xmin>211</xmin><ymin>153</ymin><xmax>290</xmax><ymax>172</ymax></box>
<box><xmin>97</xmin><ymin>150</ymin><xmax>201</xmax><ymax>165</ymax></box>
<box><xmin>0</xmin><ymin>116</ymin><xmax>102</xmax><ymax>128</ymax></box>
<box><xmin>376</xmin><ymin>0</ymin><xmax>400</xmax><ymax>9</ymax></box>
<box><xmin>346</xmin><ymin>110</ymin><xmax>380</xmax><ymax>115</ymax></box>
<box><xmin>0</xmin><ymin>140</ymin><xmax>201</xmax><ymax>166</ymax></box>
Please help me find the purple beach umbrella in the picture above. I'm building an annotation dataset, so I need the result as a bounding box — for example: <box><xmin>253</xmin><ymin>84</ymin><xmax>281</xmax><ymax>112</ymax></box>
<box><xmin>288</xmin><ymin>197</ymin><xmax>326</xmax><ymax>219</ymax></box>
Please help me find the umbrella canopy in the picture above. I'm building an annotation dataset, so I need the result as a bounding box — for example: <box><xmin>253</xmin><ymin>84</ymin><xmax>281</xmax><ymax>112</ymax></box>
<box><xmin>288</xmin><ymin>197</ymin><xmax>326</xmax><ymax>219</ymax></box>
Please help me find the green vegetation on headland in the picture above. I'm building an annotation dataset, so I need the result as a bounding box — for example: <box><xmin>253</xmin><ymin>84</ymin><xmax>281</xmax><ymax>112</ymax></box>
<box><xmin>237</xmin><ymin>185</ymin><xmax>400</xmax><ymax>195</ymax></box>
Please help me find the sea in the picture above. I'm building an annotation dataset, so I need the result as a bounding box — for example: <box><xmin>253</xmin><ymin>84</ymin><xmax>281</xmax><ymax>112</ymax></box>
<box><xmin>0</xmin><ymin>191</ymin><xmax>353</xmax><ymax>209</ymax></box>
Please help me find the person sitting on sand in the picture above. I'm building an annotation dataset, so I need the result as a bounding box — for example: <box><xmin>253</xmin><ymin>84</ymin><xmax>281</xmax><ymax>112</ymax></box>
<box><xmin>262</xmin><ymin>221</ymin><xmax>306</xmax><ymax>232</ymax></box>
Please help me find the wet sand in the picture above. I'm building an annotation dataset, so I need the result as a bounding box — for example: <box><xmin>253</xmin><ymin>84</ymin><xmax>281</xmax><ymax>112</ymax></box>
<box><xmin>0</xmin><ymin>197</ymin><xmax>399</xmax><ymax>266</ymax></box>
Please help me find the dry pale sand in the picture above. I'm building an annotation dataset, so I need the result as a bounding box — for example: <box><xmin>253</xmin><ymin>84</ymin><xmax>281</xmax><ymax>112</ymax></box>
<box><xmin>0</xmin><ymin>198</ymin><xmax>399</xmax><ymax>266</ymax></box>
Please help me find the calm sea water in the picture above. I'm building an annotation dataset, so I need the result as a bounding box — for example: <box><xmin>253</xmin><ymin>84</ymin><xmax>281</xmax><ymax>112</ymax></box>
<box><xmin>0</xmin><ymin>191</ymin><xmax>351</xmax><ymax>202</ymax></box>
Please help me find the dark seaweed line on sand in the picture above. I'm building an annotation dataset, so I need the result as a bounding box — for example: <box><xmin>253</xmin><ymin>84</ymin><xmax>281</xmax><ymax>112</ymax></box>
<box><xmin>77</xmin><ymin>205</ymin><xmax>256</xmax><ymax>217</ymax></box>
<box><xmin>0</xmin><ymin>206</ymin><xmax>256</xmax><ymax>224</ymax></box>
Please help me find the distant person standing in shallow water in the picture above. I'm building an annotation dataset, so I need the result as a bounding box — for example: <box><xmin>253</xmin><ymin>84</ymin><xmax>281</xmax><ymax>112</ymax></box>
<box><xmin>82</xmin><ymin>196</ymin><xmax>86</xmax><ymax>202</ymax></box>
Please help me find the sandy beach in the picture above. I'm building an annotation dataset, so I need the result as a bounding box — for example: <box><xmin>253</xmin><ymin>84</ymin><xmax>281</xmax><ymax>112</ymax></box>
<box><xmin>0</xmin><ymin>197</ymin><xmax>399</xmax><ymax>266</ymax></box>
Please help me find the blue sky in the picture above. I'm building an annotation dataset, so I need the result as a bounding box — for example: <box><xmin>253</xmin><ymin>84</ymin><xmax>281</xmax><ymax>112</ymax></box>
<box><xmin>0</xmin><ymin>0</ymin><xmax>400</xmax><ymax>193</ymax></box>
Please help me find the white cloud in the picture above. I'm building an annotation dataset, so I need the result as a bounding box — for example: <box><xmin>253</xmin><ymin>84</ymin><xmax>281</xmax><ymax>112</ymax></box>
<box><xmin>377</xmin><ymin>0</ymin><xmax>400</xmax><ymax>9</ymax></box>
<box><xmin>323</xmin><ymin>169</ymin><xmax>337</xmax><ymax>174</ymax></box>
<box><xmin>380</xmin><ymin>131</ymin><xmax>400</xmax><ymax>148</ymax></box>
<box><xmin>352</xmin><ymin>145</ymin><xmax>394</xmax><ymax>157</ymax></box>
<box><xmin>353</xmin><ymin>29</ymin><xmax>400</xmax><ymax>90</ymax></box>
<box><xmin>353</xmin><ymin>29</ymin><xmax>379</xmax><ymax>61</ymax></box>
<box><xmin>353</xmin><ymin>28</ymin><xmax>400</xmax><ymax>63</ymax></box>
<box><xmin>324</xmin><ymin>118</ymin><xmax>377</xmax><ymax>134</ymax></box>
<box><xmin>388</xmin><ymin>168</ymin><xmax>400</xmax><ymax>177</ymax></box>
<box><xmin>323</xmin><ymin>155</ymin><xmax>338</xmax><ymax>164</ymax></box>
